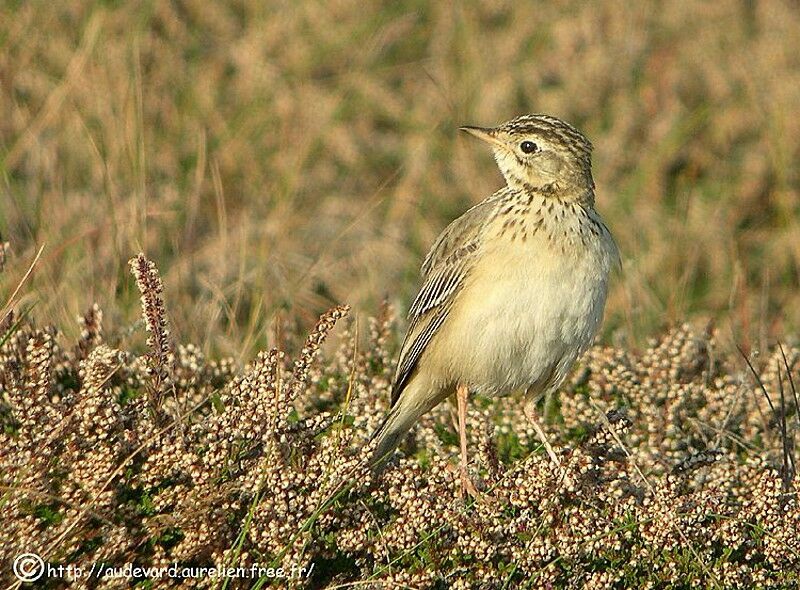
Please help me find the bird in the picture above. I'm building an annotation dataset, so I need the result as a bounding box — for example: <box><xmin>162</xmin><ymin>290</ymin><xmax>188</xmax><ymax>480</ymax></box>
<box><xmin>369</xmin><ymin>114</ymin><xmax>619</xmax><ymax>497</ymax></box>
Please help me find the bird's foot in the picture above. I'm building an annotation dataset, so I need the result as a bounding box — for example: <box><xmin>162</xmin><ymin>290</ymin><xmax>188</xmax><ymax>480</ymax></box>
<box><xmin>458</xmin><ymin>467</ymin><xmax>496</xmax><ymax>504</ymax></box>
<box><xmin>460</xmin><ymin>469</ymin><xmax>481</xmax><ymax>499</ymax></box>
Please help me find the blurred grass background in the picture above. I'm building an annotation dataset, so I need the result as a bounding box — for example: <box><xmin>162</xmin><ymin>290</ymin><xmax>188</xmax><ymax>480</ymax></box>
<box><xmin>2</xmin><ymin>0</ymin><xmax>799</xmax><ymax>361</ymax></box>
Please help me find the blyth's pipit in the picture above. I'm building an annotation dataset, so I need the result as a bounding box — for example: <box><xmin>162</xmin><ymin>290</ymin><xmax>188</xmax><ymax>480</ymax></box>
<box><xmin>370</xmin><ymin>114</ymin><xmax>619</xmax><ymax>497</ymax></box>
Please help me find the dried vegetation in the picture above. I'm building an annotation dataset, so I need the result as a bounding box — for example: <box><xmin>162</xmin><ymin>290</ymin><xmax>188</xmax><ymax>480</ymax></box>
<box><xmin>1</xmin><ymin>254</ymin><xmax>798</xmax><ymax>588</ymax></box>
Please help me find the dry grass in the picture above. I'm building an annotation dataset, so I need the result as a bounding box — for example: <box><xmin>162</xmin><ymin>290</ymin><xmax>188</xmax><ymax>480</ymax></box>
<box><xmin>1</xmin><ymin>255</ymin><xmax>799</xmax><ymax>588</ymax></box>
<box><xmin>2</xmin><ymin>1</ymin><xmax>800</xmax><ymax>358</ymax></box>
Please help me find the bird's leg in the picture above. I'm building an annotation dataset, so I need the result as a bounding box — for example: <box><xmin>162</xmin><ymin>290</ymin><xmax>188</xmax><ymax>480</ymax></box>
<box><xmin>456</xmin><ymin>383</ymin><xmax>481</xmax><ymax>499</ymax></box>
<box><xmin>523</xmin><ymin>399</ymin><xmax>561</xmax><ymax>468</ymax></box>
<box><xmin>449</xmin><ymin>394</ymin><xmax>460</xmax><ymax>434</ymax></box>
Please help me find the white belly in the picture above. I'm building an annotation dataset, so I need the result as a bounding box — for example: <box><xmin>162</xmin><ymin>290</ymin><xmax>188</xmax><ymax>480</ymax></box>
<box><xmin>428</xmin><ymin>231</ymin><xmax>613</xmax><ymax>397</ymax></box>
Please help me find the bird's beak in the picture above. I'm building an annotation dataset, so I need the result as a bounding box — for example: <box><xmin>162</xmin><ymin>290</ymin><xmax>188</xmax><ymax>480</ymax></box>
<box><xmin>459</xmin><ymin>126</ymin><xmax>505</xmax><ymax>149</ymax></box>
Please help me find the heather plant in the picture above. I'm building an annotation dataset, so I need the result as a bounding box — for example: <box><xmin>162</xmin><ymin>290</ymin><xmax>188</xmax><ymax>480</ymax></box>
<box><xmin>1</xmin><ymin>254</ymin><xmax>798</xmax><ymax>589</ymax></box>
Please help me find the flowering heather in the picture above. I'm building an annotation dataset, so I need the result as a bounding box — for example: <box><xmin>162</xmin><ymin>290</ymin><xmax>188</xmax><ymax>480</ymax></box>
<box><xmin>0</xmin><ymin>255</ymin><xmax>797</xmax><ymax>588</ymax></box>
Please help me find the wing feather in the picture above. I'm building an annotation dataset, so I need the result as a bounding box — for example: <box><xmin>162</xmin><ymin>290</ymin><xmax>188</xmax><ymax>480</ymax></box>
<box><xmin>390</xmin><ymin>190</ymin><xmax>507</xmax><ymax>406</ymax></box>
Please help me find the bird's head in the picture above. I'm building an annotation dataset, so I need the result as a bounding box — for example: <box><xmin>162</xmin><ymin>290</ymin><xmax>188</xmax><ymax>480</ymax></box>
<box><xmin>461</xmin><ymin>114</ymin><xmax>594</xmax><ymax>197</ymax></box>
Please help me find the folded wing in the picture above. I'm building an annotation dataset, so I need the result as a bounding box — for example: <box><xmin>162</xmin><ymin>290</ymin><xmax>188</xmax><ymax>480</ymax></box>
<box><xmin>390</xmin><ymin>191</ymin><xmax>506</xmax><ymax>405</ymax></box>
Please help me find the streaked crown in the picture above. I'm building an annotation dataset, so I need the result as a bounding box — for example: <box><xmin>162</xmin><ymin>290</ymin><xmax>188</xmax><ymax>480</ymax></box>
<box><xmin>461</xmin><ymin>114</ymin><xmax>595</xmax><ymax>198</ymax></box>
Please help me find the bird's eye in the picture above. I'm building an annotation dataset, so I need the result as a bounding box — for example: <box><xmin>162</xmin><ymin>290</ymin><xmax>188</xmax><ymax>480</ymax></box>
<box><xmin>520</xmin><ymin>140</ymin><xmax>538</xmax><ymax>154</ymax></box>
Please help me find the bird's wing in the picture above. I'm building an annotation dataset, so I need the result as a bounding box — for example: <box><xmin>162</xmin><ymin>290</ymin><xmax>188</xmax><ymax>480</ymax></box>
<box><xmin>391</xmin><ymin>191</ymin><xmax>505</xmax><ymax>406</ymax></box>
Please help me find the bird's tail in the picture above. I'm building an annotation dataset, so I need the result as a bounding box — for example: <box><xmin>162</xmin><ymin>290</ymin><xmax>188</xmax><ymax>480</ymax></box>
<box><xmin>368</xmin><ymin>404</ymin><xmax>414</xmax><ymax>469</ymax></box>
<box><xmin>368</xmin><ymin>379</ymin><xmax>443</xmax><ymax>470</ymax></box>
